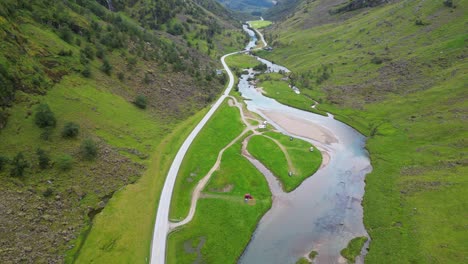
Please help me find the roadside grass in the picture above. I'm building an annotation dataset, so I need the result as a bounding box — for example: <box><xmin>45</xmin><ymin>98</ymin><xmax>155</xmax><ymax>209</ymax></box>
<box><xmin>72</xmin><ymin>103</ymin><xmax>208</xmax><ymax>263</ymax></box>
<box><xmin>170</xmin><ymin>101</ymin><xmax>245</xmax><ymax>220</ymax></box>
<box><xmin>167</xmin><ymin>140</ymin><xmax>272</xmax><ymax>263</ymax></box>
<box><xmin>260</xmin><ymin>0</ymin><xmax>467</xmax><ymax>262</ymax></box>
<box><xmin>340</xmin><ymin>236</ymin><xmax>368</xmax><ymax>263</ymax></box>
<box><xmin>249</xmin><ymin>20</ymin><xmax>272</xmax><ymax>29</ymax></box>
<box><xmin>247</xmin><ymin>132</ymin><xmax>322</xmax><ymax>192</ymax></box>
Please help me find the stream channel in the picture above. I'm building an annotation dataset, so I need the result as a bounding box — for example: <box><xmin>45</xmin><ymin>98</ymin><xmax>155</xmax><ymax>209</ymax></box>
<box><xmin>236</xmin><ymin>25</ymin><xmax>372</xmax><ymax>264</ymax></box>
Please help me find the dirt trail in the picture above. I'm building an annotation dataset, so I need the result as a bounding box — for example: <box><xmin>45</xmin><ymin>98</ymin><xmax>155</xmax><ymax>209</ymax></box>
<box><xmin>262</xmin><ymin>134</ymin><xmax>295</xmax><ymax>173</ymax></box>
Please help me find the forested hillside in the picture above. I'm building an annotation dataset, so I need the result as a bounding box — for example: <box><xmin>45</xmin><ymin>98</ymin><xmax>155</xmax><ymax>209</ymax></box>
<box><xmin>257</xmin><ymin>0</ymin><xmax>467</xmax><ymax>262</ymax></box>
<box><xmin>0</xmin><ymin>0</ymin><xmax>244</xmax><ymax>263</ymax></box>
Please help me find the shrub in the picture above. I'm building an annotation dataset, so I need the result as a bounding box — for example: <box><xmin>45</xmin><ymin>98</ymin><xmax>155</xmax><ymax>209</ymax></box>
<box><xmin>81</xmin><ymin>138</ymin><xmax>98</xmax><ymax>160</ymax></box>
<box><xmin>10</xmin><ymin>152</ymin><xmax>28</xmax><ymax>177</ymax></box>
<box><xmin>134</xmin><ymin>95</ymin><xmax>147</xmax><ymax>109</ymax></box>
<box><xmin>62</xmin><ymin>122</ymin><xmax>80</xmax><ymax>138</ymax></box>
<box><xmin>34</xmin><ymin>103</ymin><xmax>56</xmax><ymax>128</ymax></box>
<box><xmin>36</xmin><ymin>148</ymin><xmax>50</xmax><ymax>169</ymax></box>
<box><xmin>82</xmin><ymin>66</ymin><xmax>91</xmax><ymax>78</ymax></box>
<box><xmin>40</xmin><ymin>128</ymin><xmax>53</xmax><ymax>141</ymax></box>
<box><xmin>57</xmin><ymin>154</ymin><xmax>73</xmax><ymax>171</ymax></box>
<box><xmin>443</xmin><ymin>0</ymin><xmax>454</xmax><ymax>7</ymax></box>
<box><xmin>0</xmin><ymin>155</ymin><xmax>8</xmax><ymax>171</ymax></box>
<box><xmin>101</xmin><ymin>58</ymin><xmax>112</xmax><ymax>75</ymax></box>
<box><xmin>43</xmin><ymin>187</ymin><xmax>54</xmax><ymax>197</ymax></box>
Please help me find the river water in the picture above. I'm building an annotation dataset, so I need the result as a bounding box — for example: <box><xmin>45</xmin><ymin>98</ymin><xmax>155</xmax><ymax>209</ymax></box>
<box><xmin>237</xmin><ymin>26</ymin><xmax>371</xmax><ymax>264</ymax></box>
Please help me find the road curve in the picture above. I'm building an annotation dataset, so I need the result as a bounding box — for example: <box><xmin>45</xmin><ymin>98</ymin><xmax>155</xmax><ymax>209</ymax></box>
<box><xmin>149</xmin><ymin>51</ymin><xmax>239</xmax><ymax>264</ymax></box>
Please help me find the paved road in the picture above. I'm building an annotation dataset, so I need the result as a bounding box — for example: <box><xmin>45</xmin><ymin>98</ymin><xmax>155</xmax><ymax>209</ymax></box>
<box><xmin>149</xmin><ymin>51</ymin><xmax>238</xmax><ymax>264</ymax></box>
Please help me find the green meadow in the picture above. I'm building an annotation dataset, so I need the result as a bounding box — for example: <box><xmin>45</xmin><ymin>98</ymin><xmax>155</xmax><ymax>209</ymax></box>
<box><xmin>247</xmin><ymin>132</ymin><xmax>322</xmax><ymax>192</ymax></box>
<box><xmin>170</xmin><ymin>101</ymin><xmax>245</xmax><ymax>220</ymax></box>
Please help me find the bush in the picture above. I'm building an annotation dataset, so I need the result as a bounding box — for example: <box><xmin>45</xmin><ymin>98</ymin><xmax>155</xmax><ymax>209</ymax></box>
<box><xmin>34</xmin><ymin>103</ymin><xmax>56</xmax><ymax>128</ymax></box>
<box><xmin>57</xmin><ymin>154</ymin><xmax>73</xmax><ymax>171</ymax></box>
<box><xmin>10</xmin><ymin>152</ymin><xmax>28</xmax><ymax>177</ymax></box>
<box><xmin>134</xmin><ymin>95</ymin><xmax>147</xmax><ymax>109</ymax></box>
<box><xmin>101</xmin><ymin>58</ymin><xmax>112</xmax><ymax>75</ymax></box>
<box><xmin>82</xmin><ymin>66</ymin><xmax>91</xmax><ymax>78</ymax></box>
<box><xmin>371</xmin><ymin>56</ymin><xmax>383</xmax><ymax>64</ymax></box>
<box><xmin>36</xmin><ymin>148</ymin><xmax>50</xmax><ymax>169</ymax></box>
<box><xmin>443</xmin><ymin>0</ymin><xmax>454</xmax><ymax>7</ymax></box>
<box><xmin>81</xmin><ymin>138</ymin><xmax>98</xmax><ymax>160</ymax></box>
<box><xmin>62</xmin><ymin>122</ymin><xmax>80</xmax><ymax>138</ymax></box>
<box><xmin>0</xmin><ymin>156</ymin><xmax>8</xmax><ymax>171</ymax></box>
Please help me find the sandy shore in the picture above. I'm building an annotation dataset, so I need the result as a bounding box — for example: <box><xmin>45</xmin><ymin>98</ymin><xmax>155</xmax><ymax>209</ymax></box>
<box><xmin>261</xmin><ymin>110</ymin><xmax>338</xmax><ymax>144</ymax></box>
<box><xmin>260</xmin><ymin>110</ymin><xmax>335</xmax><ymax>168</ymax></box>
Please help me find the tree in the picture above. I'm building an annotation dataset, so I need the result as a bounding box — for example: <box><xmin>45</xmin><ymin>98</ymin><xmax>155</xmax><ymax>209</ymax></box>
<box><xmin>34</xmin><ymin>103</ymin><xmax>56</xmax><ymax>128</ymax></box>
<box><xmin>10</xmin><ymin>152</ymin><xmax>28</xmax><ymax>177</ymax></box>
<box><xmin>62</xmin><ymin>122</ymin><xmax>80</xmax><ymax>138</ymax></box>
<box><xmin>134</xmin><ymin>94</ymin><xmax>147</xmax><ymax>109</ymax></box>
<box><xmin>36</xmin><ymin>148</ymin><xmax>50</xmax><ymax>169</ymax></box>
<box><xmin>81</xmin><ymin>138</ymin><xmax>98</xmax><ymax>160</ymax></box>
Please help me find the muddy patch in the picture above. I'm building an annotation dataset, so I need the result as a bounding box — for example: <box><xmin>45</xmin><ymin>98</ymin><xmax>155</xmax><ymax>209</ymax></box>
<box><xmin>183</xmin><ymin>236</ymin><xmax>206</xmax><ymax>264</ymax></box>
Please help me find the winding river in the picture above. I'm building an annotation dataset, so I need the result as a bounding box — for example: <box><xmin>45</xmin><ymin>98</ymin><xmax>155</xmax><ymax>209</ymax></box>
<box><xmin>237</xmin><ymin>26</ymin><xmax>372</xmax><ymax>264</ymax></box>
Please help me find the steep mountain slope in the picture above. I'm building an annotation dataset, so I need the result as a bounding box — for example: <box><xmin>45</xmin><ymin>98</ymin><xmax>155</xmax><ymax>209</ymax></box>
<box><xmin>257</xmin><ymin>0</ymin><xmax>467</xmax><ymax>262</ymax></box>
<box><xmin>0</xmin><ymin>0</ymin><xmax>244</xmax><ymax>263</ymax></box>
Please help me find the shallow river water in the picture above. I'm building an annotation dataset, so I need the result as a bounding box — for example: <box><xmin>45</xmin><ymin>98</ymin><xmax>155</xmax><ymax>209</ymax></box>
<box><xmin>237</xmin><ymin>26</ymin><xmax>372</xmax><ymax>264</ymax></box>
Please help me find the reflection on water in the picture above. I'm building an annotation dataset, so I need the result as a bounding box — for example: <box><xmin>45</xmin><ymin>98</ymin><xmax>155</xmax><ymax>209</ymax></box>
<box><xmin>238</xmin><ymin>27</ymin><xmax>371</xmax><ymax>264</ymax></box>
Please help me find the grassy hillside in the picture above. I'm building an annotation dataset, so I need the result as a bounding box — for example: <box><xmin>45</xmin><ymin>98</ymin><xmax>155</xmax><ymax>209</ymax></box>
<box><xmin>258</xmin><ymin>0</ymin><xmax>467</xmax><ymax>262</ymax></box>
<box><xmin>0</xmin><ymin>0</ymin><xmax>243</xmax><ymax>262</ymax></box>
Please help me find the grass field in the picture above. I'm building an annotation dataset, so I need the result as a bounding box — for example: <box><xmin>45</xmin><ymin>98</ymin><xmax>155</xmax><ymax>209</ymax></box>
<box><xmin>247</xmin><ymin>132</ymin><xmax>322</xmax><ymax>192</ymax></box>
<box><xmin>248</xmin><ymin>20</ymin><xmax>272</xmax><ymax>29</ymax></box>
<box><xmin>167</xmin><ymin>139</ymin><xmax>272</xmax><ymax>263</ymax></box>
<box><xmin>170</xmin><ymin>101</ymin><xmax>245</xmax><ymax>220</ymax></box>
<box><xmin>259</xmin><ymin>0</ymin><xmax>468</xmax><ymax>262</ymax></box>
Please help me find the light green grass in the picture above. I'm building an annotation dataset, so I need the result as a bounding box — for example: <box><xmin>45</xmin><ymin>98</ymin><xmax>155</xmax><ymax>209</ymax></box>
<box><xmin>225</xmin><ymin>53</ymin><xmax>260</xmax><ymax>70</ymax></box>
<box><xmin>340</xmin><ymin>236</ymin><xmax>368</xmax><ymax>263</ymax></box>
<box><xmin>167</xmin><ymin>140</ymin><xmax>272</xmax><ymax>263</ymax></box>
<box><xmin>247</xmin><ymin>132</ymin><xmax>322</xmax><ymax>192</ymax></box>
<box><xmin>170</xmin><ymin>101</ymin><xmax>245</xmax><ymax>220</ymax></box>
<box><xmin>249</xmin><ymin>20</ymin><xmax>272</xmax><ymax>29</ymax></box>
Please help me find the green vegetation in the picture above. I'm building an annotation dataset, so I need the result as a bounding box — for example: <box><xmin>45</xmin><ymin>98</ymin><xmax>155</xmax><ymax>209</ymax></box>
<box><xmin>170</xmin><ymin>101</ymin><xmax>245</xmax><ymax>220</ymax></box>
<box><xmin>61</xmin><ymin>122</ymin><xmax>80</xmax><ymax>138</ymax></box>
<box><xmin>36</xmin><ymin>148</ymin><xmax>51</xmax><ymax>170</ymax></box>
<box><xmin>309</xmin><ymin>250</ymin><xmax>318</xmax><ymax>260</ymax></box>
<box><xmin>247</xmin><ymin>132</ymin><xmax>322</xmax><ymax>191</ymax></box>
<box><xmin>34</xmin><ymin>104</ymin><xmax>57</xmax><ymax>128</ymax></box>
<box><xmin>296</xmin><ymin>257</ymin><xmax>311</xmax><ymax>264</ymax></box>
<box><xmin>260</xmin><ymin>0</ymin><xmax>468</xmax><ymax>262</ymax></box>
<box><xmin>10</xmin><ymin>152</ymin><xmax>29</xmax><ymax>177</ymax></box>
<box><xmin>249</xmin><ymin>20</ymin><xmax>273</xmax><ymax>29</ymax></box>
<box><xmin>340</xmin><ymin>236</ymin><xmax>368</xmax><ymax>263</ymax></box>
<box><xmin>134</xmin><ymin>94</ymin><xmax>147</xmax><ymax>109</ymax></box>
<box><xmin>80</xmin><ymin>138</ymin><xmax>98</xmax><ymax>160</ymax></box>
<box><xmin>167</xmin><ymin>139</ymin><xmax>271</xmax><ymax>263</ymax></box>
<box><xmin>57</xmin><ymin>154</ymin><xmax>74</xmax><ymax>171</ymax></box>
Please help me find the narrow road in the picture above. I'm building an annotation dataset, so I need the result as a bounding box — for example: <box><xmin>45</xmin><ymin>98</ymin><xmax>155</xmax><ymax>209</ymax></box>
<box><xmin>149</xmin><ymin>51</ymin><xmax>238</xmax><ymax>264</ymax></box>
